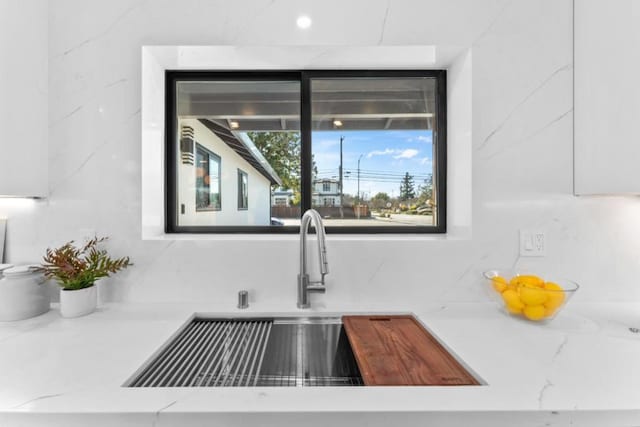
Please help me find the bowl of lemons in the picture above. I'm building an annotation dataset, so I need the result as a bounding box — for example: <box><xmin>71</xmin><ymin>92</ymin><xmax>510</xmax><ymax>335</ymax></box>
<box><xmin>482</xmin><ymin>270</ymin><xmax>579</xmax><ymax>322</ymax></box>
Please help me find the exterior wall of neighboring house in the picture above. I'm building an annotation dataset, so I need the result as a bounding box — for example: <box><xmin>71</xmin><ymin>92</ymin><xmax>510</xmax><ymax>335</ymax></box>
<box><xmin>271</xmin><ymin>189</ymin><xmax>293</xmax><ymax>207</ymax></box>
<box><xmin>178</xmin><ymin>119</ymin><xmax>272</xmax><ymax>226</ymax></box>
<box><xmin>312</xmin><ymin>179</ymin><xmax>341</xmax><ymax>207</ymax></box>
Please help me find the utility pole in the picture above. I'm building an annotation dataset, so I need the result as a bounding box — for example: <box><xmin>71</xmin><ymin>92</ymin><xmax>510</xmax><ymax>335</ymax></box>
<box><xmin>357</xmin><ymin>154</ymin><xmax>363</xmax><ymax>219</ymax></box>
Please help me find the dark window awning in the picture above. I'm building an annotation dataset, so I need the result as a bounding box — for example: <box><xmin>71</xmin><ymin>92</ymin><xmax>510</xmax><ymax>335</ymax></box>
<box><xmin>198</xmin><ymin>119</ymin><xmax>282</xmax><ymax>186</ymax></box>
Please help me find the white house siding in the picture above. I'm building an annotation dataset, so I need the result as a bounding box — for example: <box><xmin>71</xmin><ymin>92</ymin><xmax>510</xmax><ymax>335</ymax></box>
<box><xmin>178</xmin><ymin>119</ymin><xmax>272</xmax><ymax>226</ymax></box>
<box><xmin>271</xmin><ymin>190</ymin><xmax>293</xmax><ymax>207</ymax></box>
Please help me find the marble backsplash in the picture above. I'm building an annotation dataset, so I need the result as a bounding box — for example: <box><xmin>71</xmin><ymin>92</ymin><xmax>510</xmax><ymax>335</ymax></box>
<box><xmin>1</xmin><ymin>0</ymin><xmax>639</xmax><ymax>309</ymax></box>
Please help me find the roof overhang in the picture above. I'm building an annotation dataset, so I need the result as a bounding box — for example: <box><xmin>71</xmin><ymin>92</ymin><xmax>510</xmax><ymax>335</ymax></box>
<box><xmin>198</xmin><ymin>119</ymin><xmax>282</xmax><ymax>186</ymax></box>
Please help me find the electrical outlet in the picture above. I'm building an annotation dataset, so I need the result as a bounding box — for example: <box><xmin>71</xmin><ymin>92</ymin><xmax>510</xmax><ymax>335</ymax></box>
<box><xmin>520</xmin><ymin>229</ymin><xmax>546</xmax><ymax>257</ymax></box>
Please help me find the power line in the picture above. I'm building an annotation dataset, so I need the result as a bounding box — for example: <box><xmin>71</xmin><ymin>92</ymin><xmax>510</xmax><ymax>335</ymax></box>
<box><xmin>316</xmin><ymin>168</ymin><xmax>432</xmax><ymax>176</ymax></box>
<box><xmin>316</xmin><ymin>173</ymin><xmax>432</xmax><ymax>182</ymax></box>
<box><xmin>355</xmin><ymin>173</ymin><xmax>431</xmax><ymax>178</ymax></box>
<box><xmin>357</xmin><ymin>168</ymin><xmax>431</xmax><ymax>174</ymax></box>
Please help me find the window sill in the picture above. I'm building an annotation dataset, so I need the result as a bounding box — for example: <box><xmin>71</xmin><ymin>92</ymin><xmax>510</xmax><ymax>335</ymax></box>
<box><xmin>143</xmin><ymin>226</ymin><xmax>470</xmax><ymax>242</ymax></box>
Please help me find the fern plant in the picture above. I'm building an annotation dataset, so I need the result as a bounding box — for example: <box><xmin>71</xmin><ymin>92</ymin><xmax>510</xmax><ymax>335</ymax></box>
<box><xmin>39</xmin><ymin>236</ymin><xmax>132</xmax><ymax>290</ymax></box>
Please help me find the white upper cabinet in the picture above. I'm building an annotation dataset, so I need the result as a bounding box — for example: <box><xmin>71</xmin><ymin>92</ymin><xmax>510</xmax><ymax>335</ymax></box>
<box><xmin>0</xmin><ymin>0</ymin><xmax>48</xmax><ymax>198</ymax></box>
<box><xmin>574</xmin><ymin>0</ymin><xmax>640</xmax><ymax>195</ymax></box>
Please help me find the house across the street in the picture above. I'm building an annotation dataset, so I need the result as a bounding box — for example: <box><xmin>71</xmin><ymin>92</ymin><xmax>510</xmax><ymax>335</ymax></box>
<box><xmin>313</xmin><ymin>179</ymin><xmax>340</xmax><ymax>207</ymax></box>
<box><xmin>271</xmin><ymin>188</ymin><xmax>294</xmax><ymax>207</ymax></box>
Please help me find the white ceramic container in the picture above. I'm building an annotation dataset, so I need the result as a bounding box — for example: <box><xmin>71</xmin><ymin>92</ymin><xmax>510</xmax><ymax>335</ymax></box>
<box><xmin>60</xmin><ymin>285</ymin><xmax>97</xmax><ymax>318</ymax></box>
<box><xmin>0</xmin><ymin>265</ymin><xmax>50</xmax><ymax>321</ymax></box>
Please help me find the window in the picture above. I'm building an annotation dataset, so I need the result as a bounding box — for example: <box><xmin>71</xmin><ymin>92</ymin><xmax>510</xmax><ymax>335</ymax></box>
<box><xmin>237</xmin><ymin>169</ymin><xmax>248</xmax><ymax>210</ymax></box>
<box><xmin>166</xmin><ymin>70</ymin><xmax>446</xmax><ymax>233</ymax></box>
<box><xmin>195</xmin><ymin>144</ymin><xmax>221</xmax><ymax>211</ymax></box>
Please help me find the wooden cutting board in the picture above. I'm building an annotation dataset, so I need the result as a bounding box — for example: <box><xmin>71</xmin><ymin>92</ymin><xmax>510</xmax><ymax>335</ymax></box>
<box><xmin>342</xmin><ymin>315</ymin><xmax>480</xmax><ymax>386</ymax></box>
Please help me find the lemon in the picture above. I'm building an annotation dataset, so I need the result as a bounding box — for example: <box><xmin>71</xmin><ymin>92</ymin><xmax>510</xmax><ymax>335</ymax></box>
<box><xmin>491</xmin><ymin>276</ymin><xmax>508</xmax><ymax>293</ymax></box>
<box><xmin>506</xmin><ymin>283</ymin><xmax>519</xmax><ymax>292</ymax></box>
<box><xmin>543</xmin><ymin>281</ymin><xmax>565</xmax><ymax>311</ymax></box>
<box><xmin>502</xmin><ymin>289</ymin><xmax>524</xmax><ymax>313</ymax></box>
<box><xmin>544</xmin><ymin>305</ymin><xmax>558</xmax><ymax>317</ymax></box>
<box><xmin>511</xmin><ymin>274</ymin><xmax>544</xmax><ymax>288</ymax></box>
<box><xmin>519</xmin><ymin>285</ymin><xmax>549</xmax><ymax>306</ymax></box>
<box><xmin>523</xmin><ymin>305</ymin><xmax>546</xmax><ymax>321</ymax></box>
<box><xmin>544</xmin><ymin>281</ymin><xmax>564</xmax><ymax>292</ymax></box>
<box><xmin>506</xmin><ymin>304</ymin><xmax>524</xmax><ymax>315</ymax></box>
<box><xmin>508</xmin><ymin>276</ymin><xmax>521</xmax><ymax>287</ymax></box>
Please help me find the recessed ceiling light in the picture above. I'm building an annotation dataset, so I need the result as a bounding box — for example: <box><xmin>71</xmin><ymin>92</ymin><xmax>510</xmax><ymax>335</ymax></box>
<box><xmin>333</xmin><ymin>119</ymin><xmax>343</xmax><ymax>127</ymax></box>
<box><xmin>296</xmin><ymin>15</ymin><xmax>312</xmax><ymax>29</ymax></box>
<box><xmin>230</xmin><ymin>121</ymin><xmax>240</xmax><ymax>129</ymax></box>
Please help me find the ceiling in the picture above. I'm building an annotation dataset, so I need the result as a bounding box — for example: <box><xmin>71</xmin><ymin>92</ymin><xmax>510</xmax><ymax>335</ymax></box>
<box><xmin>177</xmin><ymin>78</ymin><xmax>436</xmax><ymax>131</ymax></box>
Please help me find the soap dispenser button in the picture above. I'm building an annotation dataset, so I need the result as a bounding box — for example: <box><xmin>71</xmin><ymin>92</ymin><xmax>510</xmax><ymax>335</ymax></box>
<box><xmin>237</xmin><ymin>290</ymin><xmax>249</xmax><ymax>309</ymax></box>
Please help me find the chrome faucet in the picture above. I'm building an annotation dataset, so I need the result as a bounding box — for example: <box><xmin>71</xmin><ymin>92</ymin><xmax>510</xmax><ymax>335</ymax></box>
<box><xmin>297</xmin><ymin>209</ymin><xmax>329</xmax><ymax>308</ymax></box>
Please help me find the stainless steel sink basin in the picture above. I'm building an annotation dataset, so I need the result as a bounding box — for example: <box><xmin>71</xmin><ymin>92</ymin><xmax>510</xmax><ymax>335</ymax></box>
<box><xmin>258</xmin><ymin>317</ymin><xmax>362</xmax><ymax>386</ymax></box>
<box><xmin>126</xmin><ymin>316</ymin><xmax>363</xmax><ymax>387</ymax></box>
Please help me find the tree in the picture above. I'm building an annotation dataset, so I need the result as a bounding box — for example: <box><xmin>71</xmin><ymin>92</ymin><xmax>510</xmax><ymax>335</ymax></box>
<box><xmin>342</xmin><ymin>193</ymin><xmax>355</xmax><ymax>207</ymax></box>
<box><xmin>245</xmin><ymin>132</ymin><xmax>318</xmax><ymax>199</ymax></box>
<box><xmin>246</xmin><ymin>132</ymin><xmax>300</xmax><ymax>191</ymax></box>
<box><xmin>416</xmin><ymin>173</ymin><xmax>434</xmax><ymax>205</ymax></box>
<box><xmin>372</xmin><ymin>192</ymin><xmax>390</xmax><ymax>202</ymax></box>
<box><xmin>399</xmin><ymin>172</ymin><xmax>415</xmax><ymax>200</ymax></box>
<box><xmin>371</xmin><ymin>192</ymin><xmax>390</xmax><ymax>209</ymax></box>
<box><xmin>417</xmin><ymin>184</ymin><xmax>433</xmax><ymax>204</ymax></box>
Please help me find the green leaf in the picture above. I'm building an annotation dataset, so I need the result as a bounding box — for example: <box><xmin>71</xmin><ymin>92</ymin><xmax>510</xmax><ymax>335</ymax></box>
<box><xmin>39</xmin><ymin>236</ymin><xmax>132</xmax><ymax>289</ymax></box>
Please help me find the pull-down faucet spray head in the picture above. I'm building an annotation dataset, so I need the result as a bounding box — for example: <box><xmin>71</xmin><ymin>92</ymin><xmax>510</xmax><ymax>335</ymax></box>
<box><xmin>298</xmin><ymin>209</ymin><xmax>329</xmax><ymax>308</ymax></box>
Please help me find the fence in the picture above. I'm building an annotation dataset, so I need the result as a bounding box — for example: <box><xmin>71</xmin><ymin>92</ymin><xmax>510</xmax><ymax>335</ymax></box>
<box><xmin>270</xmin><ymin>205</ymin><xmax>370</xmax><ymax>219</ymax></box>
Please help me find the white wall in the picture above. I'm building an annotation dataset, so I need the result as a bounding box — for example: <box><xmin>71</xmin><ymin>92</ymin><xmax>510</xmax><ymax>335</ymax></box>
<box><xmin>574</xmin><ymin>0</ymin><xmax>640</xmax><ymax>195</ymax></box>
<box><xmin>1</xmin><ymin>0</ymin><xmax>640</xmax><ymax>308</ymax></box>
<box><xmin>177</xmin><ymin>119</ymin><xmax>271</xmax><ymax>226</ymax></box>
<box><xmin>0</xmin><ymin>0</ymin><xmax>48</xmax><ymax>197</ymax></box>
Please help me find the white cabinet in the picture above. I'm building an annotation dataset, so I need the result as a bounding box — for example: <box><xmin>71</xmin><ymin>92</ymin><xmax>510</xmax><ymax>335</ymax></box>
<box><xmin>0</xmin><ymin>0</ymin><xmax>48</xmax><ymax>198</ymax></box>
<box><xmin>574</xmin><ymin>0</ymin><xmax>640</xmax><ymax>195</ymax></box>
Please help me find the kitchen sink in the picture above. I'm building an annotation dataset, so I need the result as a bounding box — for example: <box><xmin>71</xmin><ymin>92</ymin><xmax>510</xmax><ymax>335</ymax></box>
<box><xmin>126</xmin><ymin>315</ymin><xmax>363</xmax><ymax>387</ymax></box>
<box><xmin>258</xmin><ymin>317</ymin><xmax>362</xmax><ymax>386</ymax></box>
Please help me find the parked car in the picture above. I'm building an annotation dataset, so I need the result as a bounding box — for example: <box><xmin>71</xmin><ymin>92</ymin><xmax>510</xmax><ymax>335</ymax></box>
<box><xmin>270</xmin><ymin>217</ymin><xmax>285</xmax><ymax>226</ymax></box>
<box><xmin>416</xmin><ymin>205</ymin><xmax>433</xmax><ymax>215</ymax></box>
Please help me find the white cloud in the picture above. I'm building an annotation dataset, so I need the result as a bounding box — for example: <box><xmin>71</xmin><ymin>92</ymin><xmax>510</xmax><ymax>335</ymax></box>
<box><xmin>367</xmin><ymin>148</ymin><xmax>420</xmax><ymax>159</ymax></box>
<box><xmin>393</xmin><ymin>149</ymin><xmax>419</xmax><ymax>159</ymax></box>
<box><xmin>420</xmin><ymin>157</ymin><xmax>432</xmax><ymax>166</ymax></box>
<box><xmin>408</xmin><ymin>135</ymin><xmax>432</xmax><ymax>143</ymax></box>
<box><xmin>367</xmin><ymin>148</ymin><xmax>395</xmax><ymax>158</ymax></box>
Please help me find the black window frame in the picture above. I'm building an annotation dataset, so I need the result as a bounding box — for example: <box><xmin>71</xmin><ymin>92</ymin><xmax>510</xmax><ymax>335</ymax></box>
<box><xmin>194</xmin><ymin>143</ymin><xmax>221</xmax><ymax>212</ymax></box>
<box><xmin>237</xmin><ymin>168</ymin><xmax>248</xmax><ymax>210</ymax></box>
<box><xmin>165</xmin><ymin>70</ymin><xmax>447</xmax><ymax>234</ymax></box>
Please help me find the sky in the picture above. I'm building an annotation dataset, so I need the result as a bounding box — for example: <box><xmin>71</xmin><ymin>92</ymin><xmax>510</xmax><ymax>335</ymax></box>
<box><xmin>312</xmin><ymin>129</ymin><xmax>434</xmax><ymax>200</ymax></box>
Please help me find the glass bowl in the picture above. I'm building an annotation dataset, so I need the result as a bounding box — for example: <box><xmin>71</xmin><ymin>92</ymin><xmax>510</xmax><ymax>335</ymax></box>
<box><xmin>482</xmin><ymin>270</ymin><xmax>579</xmax><ymax>323</ymax></box>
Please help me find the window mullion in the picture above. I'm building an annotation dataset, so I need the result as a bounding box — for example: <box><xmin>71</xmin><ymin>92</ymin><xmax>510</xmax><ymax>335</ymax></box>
<box><xmin>300</xmin><ymin>72</ymin><xmax>312</xmax><ymax>216</ymax></box>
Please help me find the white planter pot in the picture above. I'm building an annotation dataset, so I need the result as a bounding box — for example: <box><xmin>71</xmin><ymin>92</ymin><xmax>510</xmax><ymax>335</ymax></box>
<box><xmin>0</xmin><ymin>265</ymin><xmax>50</xmax><ymax>322</ymax></box>
<box><xmin>60</xmin><ymin>285</ymin><xmax>97</xmax><ymax>318</ymax></box>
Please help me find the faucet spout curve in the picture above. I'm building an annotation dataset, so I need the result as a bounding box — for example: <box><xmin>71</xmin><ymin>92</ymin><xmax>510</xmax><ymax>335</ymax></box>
<box><xmin>298</xmin><ymin>209</ymin><xmax>329</xmax><ymax>309</ymax></box>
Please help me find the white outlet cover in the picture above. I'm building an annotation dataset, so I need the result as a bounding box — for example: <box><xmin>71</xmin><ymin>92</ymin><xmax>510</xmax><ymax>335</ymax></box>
<box><xmin>519</xmin><ymin>229</ymin><xmax>546</xmax><ymax>257</ymax></box>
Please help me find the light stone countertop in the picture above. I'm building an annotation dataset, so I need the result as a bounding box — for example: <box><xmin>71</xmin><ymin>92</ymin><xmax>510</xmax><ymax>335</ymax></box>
<box><xmin>0</xmin><ymin>301</ymin><xmax>639</xmax><ymax>427</ymax></box>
